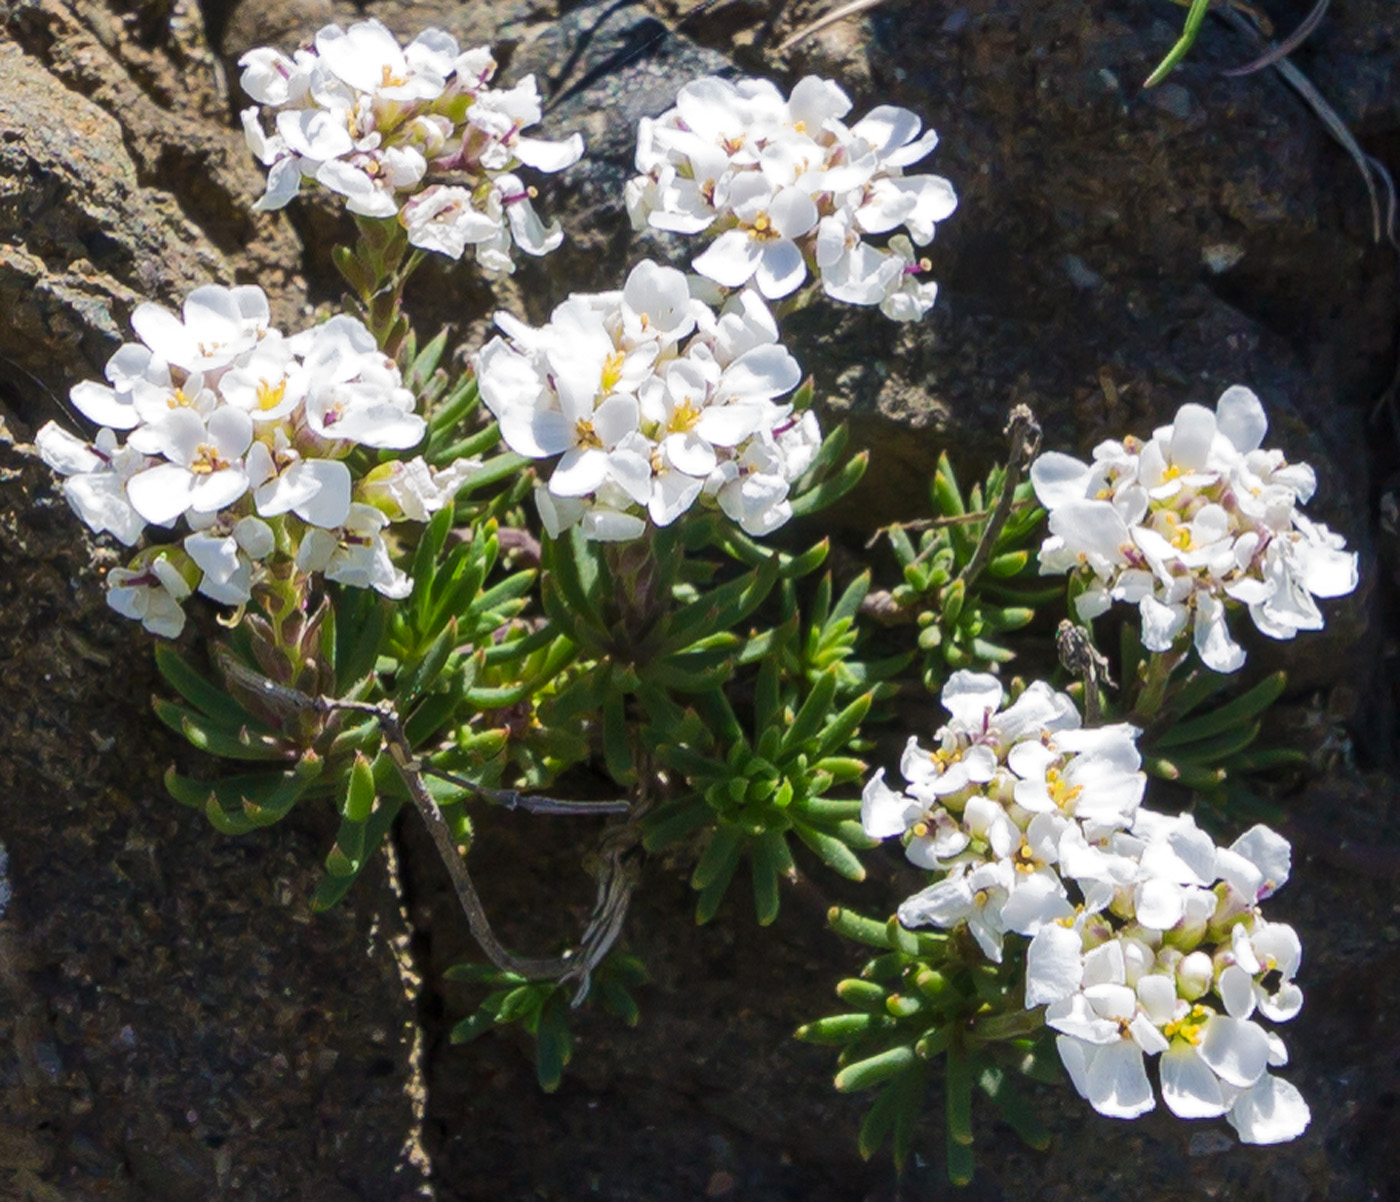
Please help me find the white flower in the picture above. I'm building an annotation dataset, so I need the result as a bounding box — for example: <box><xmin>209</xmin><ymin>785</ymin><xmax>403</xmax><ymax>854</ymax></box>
<box><xmin>296</xmin><ymin>502</ymin><xmax>411</xmax><ymax>598</ymax></box>
<box><xmin>628</xmin><ymin>74</ymin><xmax>955</xmax><ymax>319</ymax></box>
<box><xmin>239</xmin><ymin>23</ymin><xmax>582</xmax><ymax>271</ymax></box>
<box><xmin>124</xmin><ymin>406</ymin><xmax>254</xmax><ymax>526</ymax></box>
<box><xmin>474</xmin><ymin>263</ymin><xmax>813</xmax><ymax>541</ymax></box>
<box><xmin>357</xmin><ymin>456</ymin><xmax>482</xmax><ymax>521</ymax></box>
<box><xmin>129</xmin><ymin>285</ymin><xmax>270</xmax><ymax>374</ymax></box>
<box><xmin>106</xmin><ymin>550</ymin><xmax>196</xmax><ymax>638</ymax></box>
<box><xmin>1032</xmin><ymin>385</ymin><xmax>1358</xmax><ymax>672</ymax></box>
<box><xmin>35</xmin><ymin>423</ymin><xmax>148</xmax><ymax>546</ymax></box>
<box><xmin>185</xmin><ymin>516</ymin><xmax>274</xmax><ymax>606</ymax></box>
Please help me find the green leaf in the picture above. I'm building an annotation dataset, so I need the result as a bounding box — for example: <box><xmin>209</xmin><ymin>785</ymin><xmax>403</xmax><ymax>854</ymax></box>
<box><xmin>312</xmin><ymin>795</ymin><xmax>403</xmax><ymax>911</ymax></box>
<box><xmin>429</xmin><ymin>419</ymin><xmax>504</xmax><ymax>467</ymax></box>
<box><xmin>1219</xmin><ymin>747</ymin><xmax>1309</xmax><ymax>773</ymax></box>
<box><xmin>343</xmin><ymin>752</ymin><xmax>376</xmax><ymax>822</ymax></box>
<box><xmin>1143</xmin><ymin>0</ymin><xmax>1211</xmax><ymax>87</ymax></box>
<box><xmin>827</xmin><ymin>907</ymin><xmax>893</xmax><ymax>948</ymax></box>
<box><xmin>693</xmin><ymin>849</ymin><xmax>740</xmax><ymax>925</ymax></box>
<box><xmin>789</xmin><ymin>450</ymin><xmax>868</xmax><ymax>518</ymax></box>
<box><xmin>642</xmin><ymin>799</ymin><xmax>712</xmax><ymax>852</ymax></box>
<box><xmin>794</xmin><ymin>822</ymin><xmax>866</xmax><ymax>881</ymax></box>
<box><xmin>945</xmin><ymin>1126</ymin><xmax>976</xmax><ymax>1186</ymax></box>
<box><xmin>987</xmin><ymin>550</ymin><xmax>1030</xmax><ymax>577</ymax></box>
<box><xmin>535</xmin><ymin>1001</ymin><xmax>572</xmax><ymax>1093</ymax></box>
<box><xmin>662</xmin><ymin>557</ymin><xmax>780</xmax><ymax>654</ymax></box>
<box><xmin>411</xmin><ymin>506</ymin><xmax>455</xmax><ymax>621</ymax></box>
<box><xmin>543</xmin><ymin>534</ymin><xmax>602</xmax><ymax>634</ymax></box>
<box><xmin>602</xmin><ymin>688</ymin><xmax>635</xmax><ymax>785</ymax></box>
<box><xmin>946</xmin><ymin>1041</ymin><xmax>974</xmax><ymax>1146</ymax></box>
<box><xmin>408</xmin><ymin>326</ymin><xmax>449</xmax><ymax>388</ymax></box>
<box><xmin>857</xmin><ymin>1079</ymin><xmax>904</xmax><ymax>1160</ymax></box>
<box><xmin>1162</xmin><ymin>721</ymin><xmax>1262</xmax><ymax>765</ymax></box>
<box><xmin>691</xmin><ymin>822</ymin><xmax>744</xmax><ymax>892</ymax></box>
<box><xmin>780</xmin><ymin>668</ymin><xmax>838</xmax><ymax>759</ymax></box>
<box><xmin>1160</xmin><ymin>665</ymin><xmax>1234</xmax><ymax>723</ymax></box>
<box><xmin>981</xmin><ymin>1068</ymin><xmax>1050</xmax><ymax>1150</ymax></box>
<box><xmin>396</xmin><ymin>620</ymin><xmax>457</xmax><ymax>707</ymax></box>
<box><xmin>1143</xmin><ymin>755</ymin><xmax>1228</xmax><ymax>790</ymax></box>
<box><xmin>750</xmin><ymin>831</ymin><xmax>790</xmax><ymax>926</ymax></box>
<box><xmin>795</xmin><ymin>1012</ymin><xmax>894</xmax><ymax>1045</ymax></box>
<box><xmin>932</xmin><ymin>452</ymin><xmax>965</xmax><ymax>516</ymax></box>
<box><xmin>792</xmin><ymin>420</ymin><xmax>850</xmax><ymax>494</ymax></box>
<box><xmin>791</xmin><ymin>797</ymin><xmax>862</xmax><ymax>823</ymax></box>
<box><xmin>835</xmin><ymin>1045</ymin><xmax>917</xmax><ymax>1093</ymax></box>
<box><xmin>812</xmin><ymin>692</ymin><xmax>873</xmax><ymax>761</ymax></box>
<box><xmin>890</xmin><ymin>1068</ymin><xmax>927</xmax><ymax>1172</ymax></box>
<box><xmin>1156</xmin><ymin>671</ymin><xmax>1288</xmax><ymax>748</ymax></box>
<box><xmin>153</xmin><ymin>699</ymin><xmax>292</xmax><ymax>761</ymax></box>
<box><xmin>154</xmin><ymin>645</ymin><xmax>266</xmax><ymax>730</ymax></box>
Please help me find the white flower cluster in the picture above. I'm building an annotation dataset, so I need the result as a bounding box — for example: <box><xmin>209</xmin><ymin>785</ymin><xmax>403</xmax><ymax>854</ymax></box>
<box><xmin>1031</xmin><ymin>386</ymin><xmax>1358</xmax><ymax>674</ymax></box>
<box><xmin>862</xmin><ymin>672</ymin><xmax>1309</xmax><ymax>1144</ymax></box>
<box><xmin>625</xmin><ymin>75</ymin><xmax>956</xmax><ymax>321</ymax></box>
<box><xmin>475</xmin><ymin>261</ymin><xmax>820</xmax><ymax>541</ymax></box>
<box><xmin>37</xmin><ymin>284</ymin><xmax>478</xmax><ymax>637</ymax></box>
<box><xmin>239</xmin><ymin>19</ymin><xmax>583</xmax><ymax>272</ymax></box>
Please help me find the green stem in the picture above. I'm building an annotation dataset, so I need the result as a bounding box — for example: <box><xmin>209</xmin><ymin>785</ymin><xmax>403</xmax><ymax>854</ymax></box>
<box><xmin>1130</xmin><ymin>645</ymin><xmax>1189</xmax><ymax>725</ymax></box>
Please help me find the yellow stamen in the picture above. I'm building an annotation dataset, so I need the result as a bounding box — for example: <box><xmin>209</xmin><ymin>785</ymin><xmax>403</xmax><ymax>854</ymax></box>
<box><xmin>748</xmin><ymin>212</ymin><xmax>779</xmax><ymax>242</ymax></box>
<box><xmin>256</xmin><ymin>378</ymin><xmax>288</xmax><ymax>412</ymax></box>
<box><xmin>189</xmin><ymin>443</ymin><xmax>227</xmax><ymax>475</ymax></box>
<box><xmin>1163</xmin><ymin>1004</ymin><xmax>1212</xmax><ymax>1046</ymax></box>
<box><xmin>575</xmin><ymin>419</ymin><xmax>603</xmax><ymax>450</ymax></box>
<box><xmin>600</xmin><ymin>350</ymin><xmax>626</xmax><ymax>394</ymax></box>
<box><xmin>670</xmin><ymin>399</ymin><xmax>703</xmax><ymax>433</ymax></box>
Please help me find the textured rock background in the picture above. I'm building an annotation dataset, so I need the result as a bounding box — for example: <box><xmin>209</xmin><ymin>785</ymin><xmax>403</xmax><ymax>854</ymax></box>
<box><xmin>0</xmin><ymin>0</ymin><xmax>1397</xmax><ymax>1198</ymax></box>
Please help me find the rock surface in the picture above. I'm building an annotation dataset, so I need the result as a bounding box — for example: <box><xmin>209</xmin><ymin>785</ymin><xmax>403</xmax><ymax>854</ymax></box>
<box><xmin>0</xmin><ymin>0</ymin><xmax>1397</xmax><ymax>1197</ymax></box>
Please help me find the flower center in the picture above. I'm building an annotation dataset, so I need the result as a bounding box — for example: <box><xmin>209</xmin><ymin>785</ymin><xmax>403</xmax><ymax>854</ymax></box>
<box><xmin>600</xmin><ymin>350</ymin><xmax>626</xmax><ymax>394</ymax></box>
<box><xmin>748</xmin><ymin>211</ymin><xmax>780</xmax><ymax>242</ymax></box>
<box><xmin>670</xmin><ymin>398</ymin><xmax>703</xmax><ymax>433</ymax></box>
<box><xmin>256</xmin><ymin>377</ymin><xmax>288</xmax><ymax>411</ymax></box>
<box><xmin>1164</xmin><ymin>1004</ymin><xmax>1212</xmax><ymax>1046</ymax></box>
<box><xmin>1046</xmin><ymin>767</ymin><xmax>1082</xmax><ymax>810</ymax></box>
<box><xmin>380</xmin><ymin>64</ymin><xmax>408</xmax><ymax>88</ymax></box>
<box><xmin>167</xmin><ymin>387</ymin><xmax>194</xmax><ymax>409</ymax></box>
<box><xmin>190</xmin><ymin>443</ymin><xmax>229</xmax><ymax>475</ymax></box>
<box><xmin>575</xmin><ymin>419</ymin><xmax>603</xmax><ymax>450</ymax></box>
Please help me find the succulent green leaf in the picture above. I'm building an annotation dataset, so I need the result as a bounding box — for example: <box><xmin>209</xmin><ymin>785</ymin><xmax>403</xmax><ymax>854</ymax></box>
<box><xmin>795</xmin><ymin>1011</ymin><xmax>894</xmax><ymax>1046</ymax></box>
<box><xmin>789</xmin><ymin>450</ymin><xmax>869</xmax><ymax>519</ymax></box>
<box><xmin>1156</xmin><ymin>672</ymin><xmax>1287</xmax><ymax>748</ymax></box>
<box><xmin>827</xmin><ymin>907</ymin><xmax>893</xmax><ymax>948</ymax></box>
<box><xmin>835</xmin><ymin>1045</ymin><xmax>917</xmax><ymax>1093</ymax></box>
<box><xmin>535</xmin><ymin>1002</ymin><xmax>572</xmax><ymax>1093</ymax></box>
<box><xmin>946</xmin><ymin>1041</ymin><xmax>974</xmax><ymax>1146</ymax></box>
<box><xmin>794</xmin><ymin>822</ymin><xmax>866</xmax><ymax>880</ymax></box>
<box><xmin>691</xmin><ymin>822</ymin><xmax>744</xmax><ymax>892</ymax></box>
<box><xmin>153</xmin><ymin>699</ymin><xmax>292</xmax><ymax>761</ymax></box>
<box><xmin>780</xmin><ymin>668</ymin><xmax>839</xmax><ymax>758</ymax></box>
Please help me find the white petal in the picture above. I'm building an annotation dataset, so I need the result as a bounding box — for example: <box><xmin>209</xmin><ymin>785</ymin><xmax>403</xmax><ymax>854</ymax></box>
<box><xmin>1215</xmin><ymin>386</ymin><xmax>1267</xmax><ymax>453</ymax></box>
<box><xmin>1085</xmin><ymin>1040</ymin><xmax>1156</xmax><ymax>1119</ymax></box>
<box><xmin>1199</xmin><ymin>1016</ymin><xmax>1271</xmax><ymax>1088</ymax></box>
<box><xmin>1161</xmin><ymin>1044</ymin><xmax>1229</xmax><ymax>1118</ymax></box>
<box><xmin>1025</xmin><ymin>925</ymin><xmax>1084</xmax><ymax>1006</ymax></box>
<box><xmin>1227</xmin><ymin>1075</ymin><xmax>1310</xmax><ymax>1144</ymax></box>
